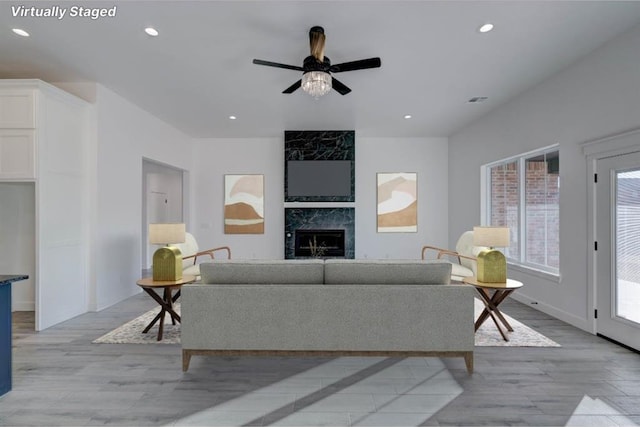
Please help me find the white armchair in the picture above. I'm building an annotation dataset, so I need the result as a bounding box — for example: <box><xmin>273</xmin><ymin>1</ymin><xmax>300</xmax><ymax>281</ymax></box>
<box><xmin>421</xmin><ymin>231</ymin><xmax>485</xmax><ymax>281</ymax></box>
<box><xmin>171</xmin><ymin>232</ymin><xmax>231</xmax><ymax>278</ymax></box>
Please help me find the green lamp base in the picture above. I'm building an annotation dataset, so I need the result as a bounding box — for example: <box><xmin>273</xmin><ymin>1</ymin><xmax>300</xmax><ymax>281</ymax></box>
<box><xmin>476</xmin><ymin>249</ymin><xmax>506</xmax><ymax>283</ymax></box>
<box><xmin>152</xmin><ymin>247</ymin><xmax>183</xmax><ymax>281</ymax></box>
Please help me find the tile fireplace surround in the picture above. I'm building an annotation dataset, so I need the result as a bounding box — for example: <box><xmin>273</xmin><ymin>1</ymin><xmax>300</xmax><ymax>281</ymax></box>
<box><xmin>285</xmin><ymin>207</ymin><xmax>355</xmax><ymax>259</ymax></box>
<box><xmin>284</xmin><ymin>131</ymin><xmax>356</xmax><ymax>259</ymax></box>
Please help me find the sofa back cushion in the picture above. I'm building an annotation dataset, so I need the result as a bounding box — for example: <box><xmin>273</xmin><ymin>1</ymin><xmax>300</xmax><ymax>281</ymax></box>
<box><xmin>200</xmin><ymin>259</ymin><xmax>324</xmax><ymax>284</ymax></box>
<box><xmin>324</xmin><ymin>259</ymin><xmax>451</xmax><ymax>285</ymax></box>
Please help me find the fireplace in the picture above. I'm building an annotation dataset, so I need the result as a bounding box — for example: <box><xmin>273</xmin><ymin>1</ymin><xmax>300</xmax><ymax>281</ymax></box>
<box><xmin>295</xmin><ymin>229</ymin><xmax>345</xmax><ymax>258</ymax></box>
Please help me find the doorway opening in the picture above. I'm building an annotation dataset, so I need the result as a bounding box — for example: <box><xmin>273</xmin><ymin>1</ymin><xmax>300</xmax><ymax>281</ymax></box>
<box><xmin>142</xmin><ymin>159</ymin><xmax>188</xmax><ymax>273</ymax></box>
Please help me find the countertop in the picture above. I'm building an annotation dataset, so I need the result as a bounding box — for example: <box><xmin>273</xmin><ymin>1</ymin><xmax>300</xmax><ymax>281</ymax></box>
<box><xmin>0</xmin><ymin>275</ymin><xmax>29</xmax><ymax>286</ymax></box>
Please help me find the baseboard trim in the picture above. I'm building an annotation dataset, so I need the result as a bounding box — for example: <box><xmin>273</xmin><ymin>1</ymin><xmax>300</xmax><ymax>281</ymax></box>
<box><xmin>510</xmin><ymin>292</ymin><xmax>590</xmax><ymax>332</ymax></box>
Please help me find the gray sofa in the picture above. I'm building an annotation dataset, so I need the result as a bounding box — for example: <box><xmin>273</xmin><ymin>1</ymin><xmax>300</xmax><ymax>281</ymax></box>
<box><xmin>181</xmin><ymin>259</ymin><xmax>475</xmax><ymax>373</ymax></box>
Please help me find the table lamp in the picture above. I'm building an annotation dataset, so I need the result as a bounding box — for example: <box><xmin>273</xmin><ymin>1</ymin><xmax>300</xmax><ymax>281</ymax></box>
<box><xmin>149</xmin><ymin>223</ymin><xmax>186</xmax><ymax>281</ymax></box>
<box><xmin>473</xmin><ymin>226</ymin><xmax>510</xmax><ymax>283</ymax></box>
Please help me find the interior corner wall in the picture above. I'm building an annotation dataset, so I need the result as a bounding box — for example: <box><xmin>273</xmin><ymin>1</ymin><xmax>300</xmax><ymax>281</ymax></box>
<box><xmin>448</xmin><ymin>23</ymin><xmax>640</xmax><ymax>331</ymax></box>
<box><xmin>192</xmin><ymin>136</ymin><xmax>449</xmax><ymax>260</ymax></box>
<box><xmin>92</xmin><ymin>84</ymin><xmax>193</xmax><ymax>311</ymax></box>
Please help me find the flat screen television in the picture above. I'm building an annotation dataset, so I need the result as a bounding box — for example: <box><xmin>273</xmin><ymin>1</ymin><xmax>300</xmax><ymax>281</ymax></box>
<box><xmin>287</xmin><ymin>160</ymin><xmax>352</xmax><ymax>198</ymax></box>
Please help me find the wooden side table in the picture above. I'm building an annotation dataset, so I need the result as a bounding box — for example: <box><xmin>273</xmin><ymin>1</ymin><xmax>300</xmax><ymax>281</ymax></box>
<box><xmin>462</xmin><ymin>277</ymin><xmax>523</xmax><ymax>341</ymax></box>
<box><xmin>136</xmin><ymin>275</ymin><xmax>196</xmax><ymax>341</ymax></box>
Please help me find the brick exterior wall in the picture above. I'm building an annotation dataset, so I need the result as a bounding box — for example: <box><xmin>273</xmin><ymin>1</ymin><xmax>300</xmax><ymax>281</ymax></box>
<box><xmin>490</xmin><ymin>161</ymin><xmax>519</xmax><ymax>259</ymax></box>
<box><xmin>490</xmin><ymin>157</ymin><xmax>559</xmax><ymax>269</ymax></box>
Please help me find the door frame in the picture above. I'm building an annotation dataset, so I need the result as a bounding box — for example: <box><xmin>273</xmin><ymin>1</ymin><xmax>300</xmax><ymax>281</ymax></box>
<box><xmin>583</xmin><ymin>127</ymin><xmax>640</xmax><ymax>335</ymax></box>
<box><xmin>141</xmin><ymin>158</ymin><xmax>189</xmax><ymax>271</ymax></box>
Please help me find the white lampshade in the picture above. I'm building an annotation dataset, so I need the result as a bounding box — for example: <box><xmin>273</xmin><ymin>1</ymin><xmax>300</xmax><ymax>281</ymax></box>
<box><xmin>473</xmin><ymin>226</ymin><xmax>510</xmax><ymax>248</ymax></box>
<box><xmin>149</xmin><ymin>223</ymin><xmax>186</xmax><ymax>245</ymax></box>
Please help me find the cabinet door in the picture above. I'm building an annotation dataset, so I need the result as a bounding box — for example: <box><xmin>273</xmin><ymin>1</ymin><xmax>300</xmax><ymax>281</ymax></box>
<box><xmin>0</xmin><ymin>130</ymin><xmax>35</xmax><ymax>179</ymax></box>
<box><xmin>0</xmin><ymin>91</ymin><xmax>35</xmax><ymax>128</ymax></box>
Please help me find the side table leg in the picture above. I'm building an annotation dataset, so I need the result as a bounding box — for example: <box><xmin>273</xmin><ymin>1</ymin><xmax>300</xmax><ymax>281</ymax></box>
<box><xmin>475</xmin><ymin>288</ymin><xmax>509</xmax><ymax>341</ymax></box>
<box><xmin>142</xmin><ymin>289</ymin><xmax>163</xmax><ymax>334</ymax></box>
<box><xmin>489</xmin><ymin>290</ymin><xmax>515</xmax><ymax>332</ymax></box>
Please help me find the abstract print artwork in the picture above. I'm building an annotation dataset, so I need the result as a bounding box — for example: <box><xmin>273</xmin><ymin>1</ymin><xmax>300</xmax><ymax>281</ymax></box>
<box><xmin>224</xmin><ymin>174</ymin><xmax>264</xmax><ymax>234</ymax></box>
<box><xmin>377</xmin><ymin>173</ymin><xmax>417</xmax><ymax>233</ymax></box>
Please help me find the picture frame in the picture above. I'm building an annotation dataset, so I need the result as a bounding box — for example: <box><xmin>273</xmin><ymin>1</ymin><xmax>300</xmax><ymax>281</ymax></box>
<box><xmin>376</xmin><ymin>172</ymin><xmax>417</xmax><ymax>233</ymax></box>
<box><xmin>224</xmin><ymin>174</ymin><xmax>264</xmax><ymax>234</ymax></box>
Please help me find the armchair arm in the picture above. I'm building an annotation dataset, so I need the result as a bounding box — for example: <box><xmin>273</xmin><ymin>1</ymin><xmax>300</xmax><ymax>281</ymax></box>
<box><xmin>183</xmin><ymin>246</ymin><xmax>232</xmax><ymax>265</ymax></box>
<box><xmin>421</xmin><ymin>246</ymin><xmax>476</xmax><ymax>264</ymax></box>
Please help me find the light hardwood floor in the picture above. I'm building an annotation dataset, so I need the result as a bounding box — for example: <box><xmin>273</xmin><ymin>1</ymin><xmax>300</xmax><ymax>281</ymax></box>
<box><xmin>1</xmin><ymin>293</ymin><xmax>639</xmax><ymax>426</ymax></box>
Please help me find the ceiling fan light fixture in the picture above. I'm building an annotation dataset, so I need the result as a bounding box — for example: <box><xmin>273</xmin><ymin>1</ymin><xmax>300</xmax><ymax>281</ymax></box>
<box><xmin>301</xmin><ymin>71</ymin><xmax>332</xmax><ymax>98</ymax></box>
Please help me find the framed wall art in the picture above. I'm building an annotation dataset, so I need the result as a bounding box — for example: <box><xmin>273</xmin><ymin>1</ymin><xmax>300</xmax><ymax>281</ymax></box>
<box><xmin>224</xmin><ymin>174</ymin><xmax>264</xmax><ymax>234</ymax></box>
<box><xmin>377</xmin><ymin>172</ymin><xmax>417</xmax><ymax>233</ymax></box>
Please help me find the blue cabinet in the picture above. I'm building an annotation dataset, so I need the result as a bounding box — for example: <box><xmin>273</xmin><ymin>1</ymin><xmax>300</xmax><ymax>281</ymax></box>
<box><xmin>0</xmin><ymin>275</ymin><xmax>28</xmax><ymax>396</ymax></box>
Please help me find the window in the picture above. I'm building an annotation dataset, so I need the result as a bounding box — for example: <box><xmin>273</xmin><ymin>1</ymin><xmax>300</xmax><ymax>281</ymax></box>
<box><xmin>485</xmin><ymin>146</ymin><xmax>559</xmax><ymax>274</ymax></box>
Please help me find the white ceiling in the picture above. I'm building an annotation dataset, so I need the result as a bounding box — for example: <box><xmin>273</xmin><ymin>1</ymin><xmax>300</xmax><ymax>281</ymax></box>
<box><xmin>2</xmin><ymin>1</ymin><xmax>640</xmax><ymax>138</ymax></box>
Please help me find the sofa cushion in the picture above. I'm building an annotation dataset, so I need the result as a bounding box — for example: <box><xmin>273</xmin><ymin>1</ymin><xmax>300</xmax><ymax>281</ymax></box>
<box><xmin>324</xmin><ymin>259</ymin><xmax>451</xmax><ymax>285</ymax></box>
<box><xmin>200</xmin><ymin>259</ymin><xmax>325</xmax><ymax>284</ymax></box>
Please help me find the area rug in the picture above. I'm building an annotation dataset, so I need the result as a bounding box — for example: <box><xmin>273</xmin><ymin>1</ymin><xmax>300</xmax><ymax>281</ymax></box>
<box><xmin>93</xmin><ymin>300</ymin><xmax>560</xmax><ymax>347</ymax></box>
<box><xmin>474</xmin><ymin>298</ymin><xmax>560</xmax><ymax>347</ymax></box>
<box><xmin>93</xmin><ymin>304</ymin><xmax>182</xmax><ymax>344</ymax></box>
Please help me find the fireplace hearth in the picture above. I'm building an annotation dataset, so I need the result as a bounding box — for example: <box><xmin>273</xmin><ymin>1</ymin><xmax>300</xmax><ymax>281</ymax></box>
<box><xmin>295</xmin><ymin>229</ymin><xmax>345</xmax><ymax>258</ymax></box>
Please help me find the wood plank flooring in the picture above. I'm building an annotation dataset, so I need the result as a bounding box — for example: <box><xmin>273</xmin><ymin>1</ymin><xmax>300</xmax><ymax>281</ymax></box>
<box><xmin>1</xmin><ymin>293</ymin><xmax>639</xmax><ymax>426</ymax></box>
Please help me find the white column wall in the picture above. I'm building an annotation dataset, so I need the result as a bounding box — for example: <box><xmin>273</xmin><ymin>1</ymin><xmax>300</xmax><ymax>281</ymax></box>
<box><xmin>448</xmin><ymin>23</ymin><xmax>640</xmax><ymax>331</ymax></box>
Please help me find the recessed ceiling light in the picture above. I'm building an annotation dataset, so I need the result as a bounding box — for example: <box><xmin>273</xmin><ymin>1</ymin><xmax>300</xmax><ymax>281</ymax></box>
<box><xmin>229</xmin><ymin>115</ymin><xmax>237</xmax><ymax>120</ymax></box>
<box><xmin>144</xmin><ymin>27</ymin><xmax>159</xmax><ymax>37</ymax></box>
<box><xmin>404</xmin><ymin>115</ymin><xmax>412</xmax><ymax>119</ymax></box>
<box><xmin>478</xmin><ymin>23</ymin><xmax>494</xmax><ymax>33</ymax></box>
<box><xmin>12</xmin><ymin>28</ymin><xmax>29</xmax><ymax>37</ymax></box>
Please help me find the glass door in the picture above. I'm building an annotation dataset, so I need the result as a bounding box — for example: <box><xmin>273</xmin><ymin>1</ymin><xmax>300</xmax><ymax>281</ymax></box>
<box><xmin>596</xmin><ymin>152</ymin><xmax>640</xmax><ymax>351</ymax></box>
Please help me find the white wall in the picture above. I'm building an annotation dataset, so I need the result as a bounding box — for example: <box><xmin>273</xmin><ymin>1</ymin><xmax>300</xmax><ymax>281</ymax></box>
<box><xmin>192</xmin><ymin>138</ymin><xmax>284</xmax><ymax>259</ymax></box>
<box><xmin>0</xmin><ymin>182</ymin><xmax>35</xmax><ymax>311</ymax></box>
<box><xmin>92</xmin><ymin>85</ymin><xmax>192</xmax><ymax>311</ymax></box>
<box><xmin>448</xmin><ymin>23</ymin><xmax>640</xmax><ymax>331</ymax></box>
<box><xmin>356</xmin><ymin>137</ymin><xmax>449</xmax><ymax>259</ymax></box>
<box><xmin>192</xmin><ymin>136</ymin><xmax>449</xmax><ymax>259</ymax></box>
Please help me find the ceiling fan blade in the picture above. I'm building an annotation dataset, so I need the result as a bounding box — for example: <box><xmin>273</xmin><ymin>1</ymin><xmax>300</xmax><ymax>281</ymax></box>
<box><xmin>253</xmin><ymin>59</ymin><xmax>304</xmax><ymax>72</ymax></box>
<box><xmin>330</xmin><ymin>57</ymin><xmax>381</xmax><ymax>73</ymax></box>
<box><xmin>331</xmin><ymin>77</ymin><xmax>352</xmax><ymax>95</ymax></box>
<box><xmin>283</xmin><ymin>80</ymin><xmax>302</xmax><ymax>94</ymax></box>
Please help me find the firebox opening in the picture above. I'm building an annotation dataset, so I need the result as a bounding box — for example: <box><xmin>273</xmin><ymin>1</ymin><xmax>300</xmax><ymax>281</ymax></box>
<box><xmin>294</xmin><ymin>229</ymin><xmax>345</xmax><ymax>258</ymax></box>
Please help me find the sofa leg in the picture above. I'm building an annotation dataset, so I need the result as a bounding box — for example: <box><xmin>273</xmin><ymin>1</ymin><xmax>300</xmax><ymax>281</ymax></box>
<box><xmin>464</xmin><ymin>352</ymin><xmax>474</xmax><ymax>374</ymax></box>
<box><xmin>182</xmin><ymin>350</ymin><xmax>191</xmax><ymax>372</ymax></box>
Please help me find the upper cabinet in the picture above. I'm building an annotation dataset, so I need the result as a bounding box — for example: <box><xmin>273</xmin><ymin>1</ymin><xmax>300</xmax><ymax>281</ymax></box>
<box><xmin>0</xmin><ymin>90</ymin><xmax>35</xmax><ymax>129</ymax></box>
<box><xmin>0</xmin><ymin>130</ymin><xmax>35</xmax><ymax>178</ymax></box>
<box><xmin>0</xmin><ymin>89</ymin><xmax>36</xmax><ymax>179</ymax></box>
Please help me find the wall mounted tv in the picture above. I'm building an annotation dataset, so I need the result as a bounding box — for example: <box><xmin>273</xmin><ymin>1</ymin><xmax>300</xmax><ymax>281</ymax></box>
<box><xmin>286</xmin><ymin>160</ymin><xmax>353</xmax><ymax>199</ymax></box>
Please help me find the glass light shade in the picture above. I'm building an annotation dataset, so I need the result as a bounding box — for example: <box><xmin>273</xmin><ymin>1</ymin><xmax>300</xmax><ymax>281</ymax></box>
<box><xmin>473</xmin><ymin>226</ymin><xmax>510</xmax><ymax>248</ymax></box>
<box><xmin>301</xmin><ymin>71</ymin><xmax>332</xmax><ymax>98</ymax></box>
<box><xmin>149</xmin><ymin>223</ymin><xmax>186</xmax><ymax>245</ymax></box>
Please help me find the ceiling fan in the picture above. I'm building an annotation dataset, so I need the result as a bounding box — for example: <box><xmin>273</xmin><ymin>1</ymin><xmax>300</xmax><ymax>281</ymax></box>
<box><xmin>252</xmin><ymin>26</ymin><xmax>381</xmax><ymax>97</ymax></box>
